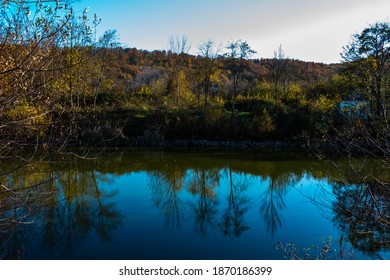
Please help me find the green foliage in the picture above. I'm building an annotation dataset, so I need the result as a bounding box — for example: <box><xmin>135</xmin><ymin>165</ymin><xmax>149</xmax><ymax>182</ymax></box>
<box><xmin>252</xmin><ymin>109</ymin><xmax>276</xmax><ymax>138</ymax></box>
<box><xmin>253</xmin><ymin>82</ymin><xmax>272</xmax><ymax>99</ymax></box>
<box><xmin>3</xmin><ymin>102</ymin><xmax>51</xmax><ymax>139</ymax></box>
<box><xmin>312</xmin><ymin>95</ymin><xmax>340</xmax><ymax>113</ymax></box>
<box><xmin>342</xmin><ymin>21</ymin><xmax>390</xmax><ymax>118</ymax></box>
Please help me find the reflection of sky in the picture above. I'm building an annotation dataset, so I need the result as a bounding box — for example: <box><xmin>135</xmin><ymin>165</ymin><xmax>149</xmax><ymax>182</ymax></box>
<box><xmin>19</xmin><ymin>168</ymin><xmax>389</xmax><ymax>260</ymax></box>
<box><xmin>57</xmin><ymin>170</ymin><xmax>386</xmax><ymax>260</ymax></box>
<box><xmin>74</xmin><ymin>0</ymin><xmax>390</xmax><ymax>63</ymax></box>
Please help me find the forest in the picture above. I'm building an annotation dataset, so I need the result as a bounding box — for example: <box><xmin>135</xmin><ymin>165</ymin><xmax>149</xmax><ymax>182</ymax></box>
<box><xmin>1</xmin><ymin>0</ymin><xmax>390</xmax><ymax>262</ymax></box>
<box><xmin>0</xmin><ymin>0</ymin><xmax>389</xmax><ymax>154</ymax></box>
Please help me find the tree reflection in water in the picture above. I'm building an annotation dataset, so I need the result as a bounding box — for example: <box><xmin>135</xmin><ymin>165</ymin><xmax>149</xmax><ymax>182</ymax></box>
<box><xmin>260</xmin><ymin>177</ymin><xmax>287</xmax><ymax>237</ymax></box>
<box><xmin>57</xmin><ymin>169</ymin><xmax>122</xmax><ymax>255</ymax></box>
<box><xmin>311</xmin><ymin>158</ymin><xmax>390</xmax><ymax>259</ymax></box>
<box><xmin>187</xmin><ymin>168</ymin><xmax>219</xmax><ymax>235</ymax></box>
<box><xmin>259</xmin><ymin>164</ymin><xmax>303</xmax><ymax>236</ymax></box>
<box><xmin>0</xmin><ymin>166</ymin><xmax>60</xmax><ymax>259</ymax></box>
<box><xmin>0</xmin><ymin>162</ymin><xmax>122</xmax><ymax>259</ymax></box>
<box><xmin>148</xmin><ymin>168</ymin><xmax>186</xmax><ymax>230</ymax></box>
<box><xmin>218</xmin><ymin>168</ymin><xmax>250</xmax><ymax>237</ymax></box>
<box><xmin>1</xmin><ymin>151</ymin><xmax>389</xmax><ymax>259</ymax></box>
<box><xmin>332</xmin><ymin>183</ymin><xmax>390</xmax><ymax>258</ymax></box>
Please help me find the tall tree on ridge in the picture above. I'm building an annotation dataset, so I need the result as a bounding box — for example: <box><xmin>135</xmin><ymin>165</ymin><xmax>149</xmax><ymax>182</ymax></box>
<box><xmin>224</xmin><ymin>39</ymin><xmax>256</xmax><ymax>112</ymax></box>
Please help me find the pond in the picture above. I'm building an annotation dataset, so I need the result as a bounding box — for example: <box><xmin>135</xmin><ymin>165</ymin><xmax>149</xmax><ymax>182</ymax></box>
<box><xmin>0</xmin><ymin>150</ymin><xmax>389</xmax><ymax>260</ymax></box>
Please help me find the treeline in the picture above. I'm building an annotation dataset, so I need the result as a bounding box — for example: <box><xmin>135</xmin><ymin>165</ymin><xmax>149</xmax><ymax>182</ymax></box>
<box><xmin>4</xmin><ymin>46</ymin><xmax>347</xmax><ymax>147</ymax></box>
<box><xmin>74</xmin><ymin>45</ymin><xmax>347</xmax><ymax>145</ymax></box>
<box><xmin>96</xmin><ymin>46</ymin><xmax>342</xmax><ymax>109</ymax></box>
<box><xmin>1</xmin><ymin>1</ymin><xmax>389</xmax><ymax>152</ymax></box>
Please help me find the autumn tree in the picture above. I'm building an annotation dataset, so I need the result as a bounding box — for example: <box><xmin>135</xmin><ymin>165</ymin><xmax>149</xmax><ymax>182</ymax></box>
<box><xmin>312</xmin><ymin>23</ymin><xmax>390</xmax><ymax>238</ymax></box>
<box><xmin>0</xmin><ymin>0</ymin><xmax>104</xmax><ymax>152</ymax></box>
<box><xmin>167</xmin><ymin>34</ymin><xmax>191</xmax><ymax>106</ymax></box>
<box><xmin>197</xmin><ymin>39</ymin><xmax>221</xmax><ymax>109</ymax></box>
<box><xmin>224</xmin><ymin>39</ymin><xmax>256</xmax><ymax>112</ymax></box>
<box><xmin>332</xmin><ymin>22</ymin><xmax>390</xmax><ymax>158</ymax></box>
<box><xmin>268</xmin><ymin>44</ymin><xmax>289</xmax><ymax>106</ymax></box>
<box><xmin>1</xmin><ymin>0</ymin><xmax>70</xmax><ymax>151</ymax></box>
<box><xmin>92</xmin><ymin>29</ymin><xmax>121</xmax><ymax>109</ymax></box>
<box><xmin>342</xmin><ymin>21</ymin><xmax>390</xmax><ymax>119</ymax></box>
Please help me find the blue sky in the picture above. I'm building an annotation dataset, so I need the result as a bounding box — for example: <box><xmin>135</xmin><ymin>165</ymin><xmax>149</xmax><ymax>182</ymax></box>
<box><xmin>74</xmin><ymin>0</ymin><xmax>390</xmax><ymax>64</ymax></box>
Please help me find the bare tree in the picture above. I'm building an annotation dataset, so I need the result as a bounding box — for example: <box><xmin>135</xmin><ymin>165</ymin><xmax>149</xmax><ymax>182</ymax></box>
<box><xmin>197</xmin><ymin>39</ymin><xmax>222</xmax><ymax>109</ymax></box>
<box><xmin>0</xmin><ymin>0</ymin><xmax>101</xmax><ymax>155</ymax></box>
<box><xmin>92</xmin><ymin>29</ymin><xmax>121</xmax><ymax>109</ymax></box>
<box><xmin>268</xmin><ymin>44</ymin><xmax>289</xmax><ymax>107</ymax></box>
<box><xmin>224</xmin><ymin>39</ymin><xmax>256</xmax><ymax>112</ymax></box>
<box><xmin>167</xmin><ymin>34</ymin><xmax>191</xmax><ymax>105</ymax></box>
<box><xmin>168</xmin><ymin>34</ymin><xmax>191</xmax><ymax>54</ymax></box>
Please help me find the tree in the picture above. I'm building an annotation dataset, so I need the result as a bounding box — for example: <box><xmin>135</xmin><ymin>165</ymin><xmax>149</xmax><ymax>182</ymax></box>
<box><xmin>1</xmin><ymin>0</ymin><xmax>65</xmax><ymax>151</ymax></box>
<box><xmin>334</xmin><ymin>22</ymin><xmax>390</xmax><ymax>158</ymax></box>
<box><xmin>315</xmin><ymin>22</ymin><xmax>390</xmax><ymax>159</ymax></box>
<box><xmin>342</xmin><ymin>21</ymin><xmax>390</xmax><ymax>119</ymax></box>
<box><xmin>0</xmin><ymin>0</ymin><xmax>100</xmax><ymax>154</ymax></box>
<box><xmin>197</xmin><ymin>39</ymin><xmax>221</xmax><ymax>109</ymax></box>
<box><xmin>167</xmin><ymin>34</ymin><xmax>191</xmax><ymax>105</ymax></box>
<box><xmin>224</xmin><ymin>39</ymin><xmax>256</xmax><ymax>112</ymax></box>
<box><xmin>311</xmin><ymin>23</ymin><xmax>390</xmax><ymax>245</ymax></box>
<box><xmin>168</xmin><ymin>34</ymin><xmax>191</xmax><ymax>54</ymax></box>
<box><xmin>92</xmin><ymin>29</ymin><xmax>121</xmax><ymax>109</ymax></box>
<box><xmin>268</xmin><ymin>44</ymin><xmax>289</xmax><ymax>106</ymax></box>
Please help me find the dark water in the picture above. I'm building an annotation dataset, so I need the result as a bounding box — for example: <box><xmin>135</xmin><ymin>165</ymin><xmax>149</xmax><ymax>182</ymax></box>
<box><xmin>0</xmin><ymin>150</ymin><xmax>389</xmax><ymax>260</ymax></box>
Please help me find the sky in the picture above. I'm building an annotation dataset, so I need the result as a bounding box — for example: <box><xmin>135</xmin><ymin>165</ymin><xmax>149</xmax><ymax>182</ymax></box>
<box><xmin>74</xmin><ymin>0</ymin><xmax>390</xmax><ymax>64</ymax></box>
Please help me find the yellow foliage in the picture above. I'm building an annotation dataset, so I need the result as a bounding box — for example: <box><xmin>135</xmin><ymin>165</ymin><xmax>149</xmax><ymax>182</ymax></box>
<box><xmin>253</xmin><ymin>109</ymin><xmax>275</xmax><ymax>135</ymax></box>
<box><xmin>5</xmin><ymin>102</ymin><xmax>52</xmax><ymax>137</ymax></box>
<box><xmin>213</xmin><ymin>96</ymin><xmax>225</xmax><ymax>107</ymax></box>
<box><xmin>137</xmin><ymin>86</ymin><xmax>153</xmax><ymax>96</ymax></box>
<box><xmin>287</xmin><ymin>83</ymin><xmax>307</xmax><ymax>106</ymax></box>
<box><xmin>256</xmin><ymin>82</ymin><xmax>272</xmax><ymax>99</ymax></box>
<box><xmin>313</xmin><ymin>96</ymin><xmax>340</xmax><ymax>112</ymax></box>
<box><xmin>287</xmin><ymin>83</ymin><xmax>302</xmax><ymax>98</ymax></box>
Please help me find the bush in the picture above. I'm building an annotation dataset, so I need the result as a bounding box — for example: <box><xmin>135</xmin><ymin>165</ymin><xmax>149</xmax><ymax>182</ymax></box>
<box><xmin>251</xmin><ymin>109</ymin><xmax>276</xmax><ymax>139</ymax></box>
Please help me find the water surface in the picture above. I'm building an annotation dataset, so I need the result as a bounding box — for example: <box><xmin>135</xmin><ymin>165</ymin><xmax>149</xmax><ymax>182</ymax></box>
<box><xmin>0</xmin><ymin>151</ymin><xmax>389</xmax><ymax>259</ymax></box>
